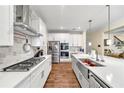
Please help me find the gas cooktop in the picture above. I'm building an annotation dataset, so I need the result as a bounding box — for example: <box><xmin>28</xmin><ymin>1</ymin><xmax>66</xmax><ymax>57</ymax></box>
<box><xmin>2</xmin><ymin>57</ymin><xmax>46</xmax><ymax>72</ymax></box>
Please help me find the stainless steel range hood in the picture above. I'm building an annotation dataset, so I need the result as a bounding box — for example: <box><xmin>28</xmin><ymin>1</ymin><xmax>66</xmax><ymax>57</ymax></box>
<box><xmin>14</xmin><ymin>22</ymin><xmax>43</xmax><ymax>37</ymax></box>
<box><xmin>14</xmin><ymin>5</ymin><xmax>43</xmax><ymax>37</ymax></box>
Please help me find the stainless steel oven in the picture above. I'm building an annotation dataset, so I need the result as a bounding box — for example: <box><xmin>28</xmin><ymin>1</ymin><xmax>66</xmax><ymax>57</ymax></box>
<box><xmin>60</xmin><ymin>51</ymin><xmax>69</xmax><ymax>58</ymax></box>
<box><xmin>60</xmin><ymin>43</ymin><xmax>69</xmax><ymax>50</ymax></box>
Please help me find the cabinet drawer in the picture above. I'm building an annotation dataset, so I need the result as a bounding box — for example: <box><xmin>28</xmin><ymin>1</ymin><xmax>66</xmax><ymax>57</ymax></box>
<box><xmin>31</xmin><ymin>63</ymin><xmax>44</xmax><ymax>78</ymax></box>
<box><xmin>31</xmin><ymin>70</ymin><xmax>45</xmax><ymax>88</ymax></box>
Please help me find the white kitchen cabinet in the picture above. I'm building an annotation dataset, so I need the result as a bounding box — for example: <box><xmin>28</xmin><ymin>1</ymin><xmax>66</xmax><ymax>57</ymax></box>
<box><xmin>0</xmin><ymin>6</ymin><xmax>13</xmax><ymax>46</ymax></box>
<box><xmin>31</xmin><ymin>56</ymin><xmax>52</xmax><ymax>88</ymax></box>
<box><xmin>71</xmin><ymin>55</ymin><xmax>89</xmax><ymax>88</ymax></box>
<box><xmin>48</xmin><ymin>33</ymin><xmax>70</xmax><ymax>43</ymax></box>
<box><xmin>43</xmin><ymin>56</ymin><xmax>52</xmax><ymax>82</ymax></box>
<box><xmin>71</xmin><ymin>56</ymin><xmax>79</xmax><ymax>78</ymax></box>
<box><xmin>15</xmin><ymin>75</ymin><xmax>31</xmax><ymax>88</ymax></box>
<box><xmin>70</xmin><ymin>34</ymin><xmax>83</xmax><ymax>46</ymax></box>
<box><xmin>31</xmin><ymin>65</ymin><xmax>45</xmax><ymax>88</ymax></box>
<box><xmin>29</xmin><ymin>10</ymin><xmax>43</xmax><ymax>34</ymax></box>
<box><xmin>30</xmin><ymin>18</ymin><xmax>41</xmax><ymax>33</ymax></box>
<box><xmin>29</xmin><ymin>10</ymin><xmax>39</xmax><ymax>32</ymax></box>
<box><xmin>15</xmin><ymin>56</ymin><xmax>52</xmax><ymax>88</ymax></box>
<box><xmin>31</xmin><ymin>36</ymin><xmax>42</xmax><ymax>47</ymax></box>
<box><xmin>78</xmin><ymin>70</ymin><xmax>89</xmax><ymax>88</ymax></box>
<box><xmin>30</xmin><ymin>10</ymin><xmax>47</xmax><ymax>48</ymax></box>
<box><xmin>48</xmin><ymin>33</ymin><xmax>83</xmax><ymax>46</ymax></box>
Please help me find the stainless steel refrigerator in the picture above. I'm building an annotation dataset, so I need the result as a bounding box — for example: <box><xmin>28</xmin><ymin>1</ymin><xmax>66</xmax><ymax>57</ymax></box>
<box><xmin>47</xmin><ymin>41</ymin><xmax>60</xmax><ymax>63</ymax></box>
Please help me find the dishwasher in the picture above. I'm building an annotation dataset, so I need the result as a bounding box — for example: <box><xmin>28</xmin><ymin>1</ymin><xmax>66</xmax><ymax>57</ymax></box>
<box><xmin>89</xmin><ymin>72</ymin><xmax>110</xmax><ymax>88</ymax></box>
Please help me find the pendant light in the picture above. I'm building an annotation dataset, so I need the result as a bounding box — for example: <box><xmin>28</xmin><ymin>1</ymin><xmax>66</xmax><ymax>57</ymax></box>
<box><xmin>88</xmin><ymin>20</ymin><xmax>92</xmax><ymax>46</ymax></box>
<box><xmin>106</xmin><ymin>5</ymin><xmax>112</xmax><ymax>45</ymax></box>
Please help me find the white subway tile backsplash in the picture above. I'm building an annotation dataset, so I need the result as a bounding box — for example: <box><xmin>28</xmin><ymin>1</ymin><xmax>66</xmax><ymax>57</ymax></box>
<box><xmin>0</xmin><ymin>37</ymin><xmax>35</xmax><ymax>69</ymax></box>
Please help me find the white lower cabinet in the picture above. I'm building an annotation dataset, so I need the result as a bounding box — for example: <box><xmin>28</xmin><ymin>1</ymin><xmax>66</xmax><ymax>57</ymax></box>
<box><xmin>30</xmin><ymin>65</ymin><xmax>45</xmax><ymax>88</ymax></box>
<box><xmin>15</xmin><ymin>56</ymin><xmax>52</xmax><ymax>88</ymax></box>
<box><xmin>71</xmin><ymin>56</ymin><xmax>89</xmax><ymax>88</ymax></box>
<box><xmin>15</xmin><ymin>75</ymin><xmax>31</xmax><ymax>88</ymax></box>
<box><xmin>78</xmin><ymin>71</ymin><xmax>89</xmax><ymax>88</ymax></box>
<box><xmin>43</xmin><ymin>57</ymin><xmax>52</xmax><ymax>83</ymax></box>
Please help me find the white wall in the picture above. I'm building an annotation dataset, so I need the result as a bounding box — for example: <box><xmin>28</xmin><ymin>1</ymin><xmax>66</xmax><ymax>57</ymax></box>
<box><xmin>86</xmin><ymin>16</ymin><xmax>124</xmax><ymax>55</ymax></box>
<box><xmin>86</xmin><ymin>30</ymin><xmax>104</xmax><ymax>55</ymax></box>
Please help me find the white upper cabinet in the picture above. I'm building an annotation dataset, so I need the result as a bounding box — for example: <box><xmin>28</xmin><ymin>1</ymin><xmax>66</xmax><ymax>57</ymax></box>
<box><xmin>31</xmin><ymin>36</ymin><xmax>42</xmax><ymax>47</ymax></box>
<box><xmin>48</xmin><ymin>33</ymin><xmax>83</xmax><ymax>46</ymax></box>
<box><xmin>30</xmin><ymin>10</ymin><xmax>47</xmax><ymax>48</ymax></box>
<box><xmin>70</xmin><ymin>33</ymin><xmax>83</xmax><ymax>46</ymax></box>
<box><xmin>29</xmin><ymin>10</ymin><xmax>41</xmax><ymax>34</ymax></box>
<box><xmin>48</xmin><ymin>33</ymin><xmax>70</xmax><ymax>43</ymax></box>
<box><xmin>0</xmin><ymin>6</ymin><xmax>13</xmax><ymax>46</ymax></box>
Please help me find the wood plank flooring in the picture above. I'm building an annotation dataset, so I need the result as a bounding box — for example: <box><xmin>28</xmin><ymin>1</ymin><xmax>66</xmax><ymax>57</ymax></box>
<box><xmin>44</xmin><ymin>62</ymin><xmax>81</xmax><ymax>88</ymax></box>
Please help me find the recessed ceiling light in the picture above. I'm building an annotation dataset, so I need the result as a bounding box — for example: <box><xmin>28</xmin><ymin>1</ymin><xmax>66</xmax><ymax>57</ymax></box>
<box><xmin>72</xmin><ymin>26</ymin><xmax>81</xmax><ymax>31</ymax></box>
<box><xmin>60</xmin><ymin>26</ymin><xmax>64</xmax><ymax>30</ymax></box>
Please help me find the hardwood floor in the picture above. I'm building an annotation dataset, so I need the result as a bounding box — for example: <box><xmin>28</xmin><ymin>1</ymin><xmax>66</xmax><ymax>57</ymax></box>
<box><xmin>44</xmin><ymin>62</ymin><xmax>81</xmax><ymax>88</ymax></box>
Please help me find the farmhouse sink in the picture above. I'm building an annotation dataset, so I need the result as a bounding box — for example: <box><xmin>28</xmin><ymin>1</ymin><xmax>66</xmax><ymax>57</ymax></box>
<box><xmin>79</xmin><ymin>58</ymin><xmax>104</xmax><ymax>67</ymax></box>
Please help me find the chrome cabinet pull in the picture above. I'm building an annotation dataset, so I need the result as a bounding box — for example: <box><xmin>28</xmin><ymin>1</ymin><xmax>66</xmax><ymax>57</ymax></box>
<box><xmin>41</xmin><ymin>70</ymin><xmax>44</xmax><ymax>79</ymax></box>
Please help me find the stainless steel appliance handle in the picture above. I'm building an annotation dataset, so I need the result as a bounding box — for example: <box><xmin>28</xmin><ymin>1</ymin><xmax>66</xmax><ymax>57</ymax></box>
<box><xmin>89</xmin><ymin>73</ymin><xmax>110</xmax><ymax>88</ymax></box>
<box><xmin>41</xmin><ymin>70</ymin><xmax>44</xmax><ymax>79</ymax></box>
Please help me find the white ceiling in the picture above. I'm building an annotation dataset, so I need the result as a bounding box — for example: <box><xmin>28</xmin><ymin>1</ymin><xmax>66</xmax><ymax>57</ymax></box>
<box><xmin>31</xmin><ymin>5</ymin><xmax>124</xmax><ymax>32</ymax></box>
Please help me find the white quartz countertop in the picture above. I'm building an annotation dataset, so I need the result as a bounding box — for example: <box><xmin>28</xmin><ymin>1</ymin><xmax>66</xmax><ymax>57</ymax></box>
<box><xmin>0</xmin><ymin>55</ymin><xmax>51</xmax><ymax>88</ymax></box>
<box><xmin>72</xmin><ymin>53</ymin><xmax>124</xmax><ymax>88</ymax></box>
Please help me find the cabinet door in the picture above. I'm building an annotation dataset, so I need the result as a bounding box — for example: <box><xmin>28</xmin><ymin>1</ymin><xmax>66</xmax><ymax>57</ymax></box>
<box><xmin>0</xmin><ymin>6</ymin><xmax>13</xmax><ymax>46</ymax></box>
<box><xmin>78</xmin><ymin>71</ymin><xmax>89</xmax><ymax>88</ymax></box>
<box><xmin>70</xmin><ymin>34</ymin><xmax>77</xmax><ymax>46</ymax></box>
<box><xmin>31</xmin><ymin>67</ymin><xmax>45</xmax><ymax>88</ymax></box>
<box><xmin>29</xmin><ymin>10</ymin><xmax>40</xmax><ymax>33</ymax></box>
<box><xmin>69</xmin><ymin>34</ymin><xmax>73</xmax><ymax>46</ymax></box>
<box><xmin>30</xmin><ymin>19</ymin><xmax>40</xmax><ymax>32</ymax></box>
<box><xmin>15</xmin><ymin>75</ymin><xmax>31</xmax><ymax>88</ymax></box>
<box><xmin>31</xmin><ymin>37</ymin><xmax>42</xmax><ymax>47</ymax></box>
<box><xmin>71</xmin><ymin>56</ymin><xmax>79</xmax><ymax>77</ymax></box>
<box><xmin>77</xmin><ymin>34</ymin><xmax>83</xmax><ymax>46</ymax></box>
<box><xmin>42</xmin><ymin>56</ymin><xmax>52</xmax><ymax>87</ymax></box>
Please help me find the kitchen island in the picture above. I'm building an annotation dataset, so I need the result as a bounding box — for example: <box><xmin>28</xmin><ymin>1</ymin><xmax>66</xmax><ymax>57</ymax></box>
<box><xmin>71</xmin><ymin>53</ymin><xmax>124</xmax><ymax>88</ymax></box>
<box><xmin>0</xmin><ymin>55</ymin><xmax>52</xmax><ymax>88</ymax></box>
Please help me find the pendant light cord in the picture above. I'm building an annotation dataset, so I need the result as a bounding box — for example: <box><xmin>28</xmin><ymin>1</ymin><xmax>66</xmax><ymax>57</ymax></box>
<box><xmin>106</xmin><ymin>5</ymin><xmax>111</xmax><ymax>39</ymax></box>
<box><xmin>89</xmin><ymin>20</ymin><xmax>92</xmax><ymax>32</ymax></box>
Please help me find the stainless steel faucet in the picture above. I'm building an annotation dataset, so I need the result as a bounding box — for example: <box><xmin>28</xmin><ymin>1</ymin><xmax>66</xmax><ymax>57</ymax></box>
<box><xmin>95</xmin><ymin>49</ymin><xmax>105</xmax><ymax>62</ymax></box>
<box><xmin>95</xmin><ymin>49</ymin><xmax>99</xmax><ymax>61</ymax></box>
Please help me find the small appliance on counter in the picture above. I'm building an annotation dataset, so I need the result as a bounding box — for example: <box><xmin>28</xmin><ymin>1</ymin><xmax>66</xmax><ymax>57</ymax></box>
<box><xmin>34</xmin><ymin>47</ymin><xmax>44</xmax><ymax>57</ymax></box>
